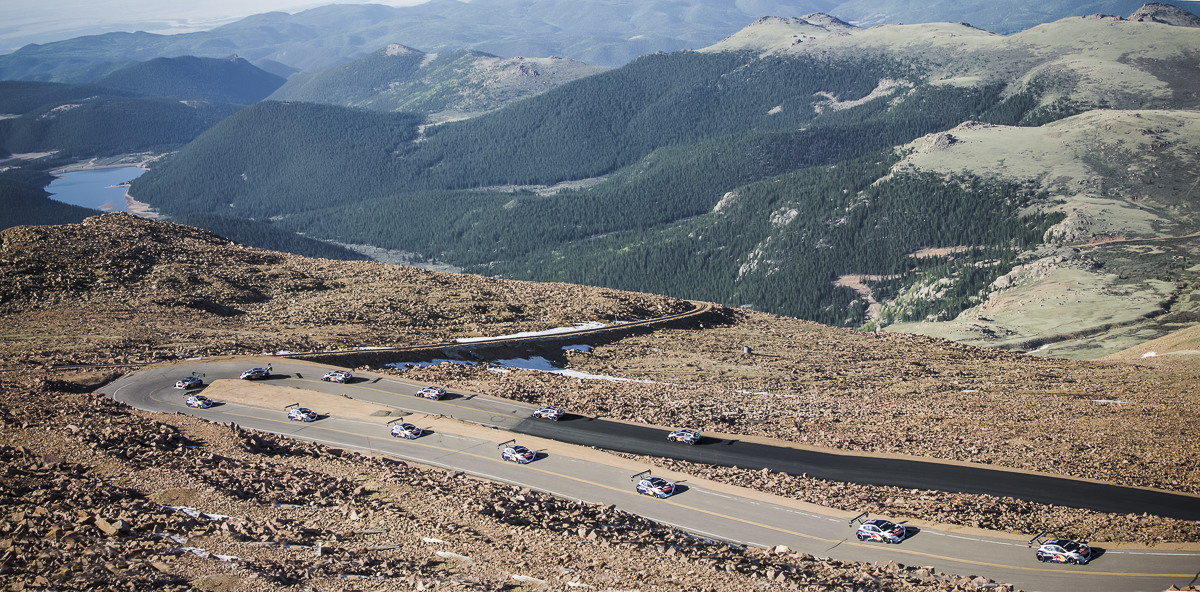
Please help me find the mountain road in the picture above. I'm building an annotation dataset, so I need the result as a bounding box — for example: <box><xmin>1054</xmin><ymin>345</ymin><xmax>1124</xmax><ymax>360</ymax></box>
<box><xmin>109</xmin><ymin>360</ymin><xmax>1200</xmax><ymax>592</ymax></box>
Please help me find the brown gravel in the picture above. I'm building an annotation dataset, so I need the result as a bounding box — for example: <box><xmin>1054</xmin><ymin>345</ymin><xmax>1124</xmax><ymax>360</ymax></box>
<box><xmin>2</xmin><ymin>214</ymin><xmax>1199</xmax><ymax>589</ymax></box>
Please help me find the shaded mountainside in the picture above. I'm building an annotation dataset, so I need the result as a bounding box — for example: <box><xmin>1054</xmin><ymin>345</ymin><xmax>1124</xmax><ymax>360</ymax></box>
<box><xmin>270</xmin><ymin>44</ymin><xmax>608</xmax><ymax>122</ymax></box>
<box><xmin>93</xmin><ymin>55</ymin><xmax>285</xmax><ymax>105</ymax></box>
<box><xmin>0</xmin><ymin>94</ymin><xmax>240</xmax><ymax>158</ymax></box>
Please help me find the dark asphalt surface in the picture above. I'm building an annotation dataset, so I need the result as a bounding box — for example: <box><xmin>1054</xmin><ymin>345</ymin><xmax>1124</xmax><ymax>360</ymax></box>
<box><xmin>513</xmin><ymin>415</ymin><xmax>1200</xmax><ymax>521</ymax></box>
<box><xmin>108</xmin><ymin>361</ymin><xmax>1200</xmax><ymax>592</ymax></box>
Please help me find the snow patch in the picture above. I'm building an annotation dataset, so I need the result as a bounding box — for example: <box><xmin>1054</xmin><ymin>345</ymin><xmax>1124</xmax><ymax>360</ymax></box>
<box><xmin>454</xmin><ymin>322</ymin><xmax>608</xmax><ymax>343</ymax></box>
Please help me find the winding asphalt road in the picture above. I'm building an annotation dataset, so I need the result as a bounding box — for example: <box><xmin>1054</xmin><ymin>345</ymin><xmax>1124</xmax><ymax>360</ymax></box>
<box><xmin>109</xmin><ymin>360</ymin><xmax>1200</xmax><ymax>592</ymax></box>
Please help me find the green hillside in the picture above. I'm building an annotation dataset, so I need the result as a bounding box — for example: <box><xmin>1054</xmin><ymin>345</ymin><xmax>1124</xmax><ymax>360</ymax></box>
<box><xmin>94</xmin><ymin>56</ymin><xmax>285</xmax><ymax>104</ymax></box>
<box><xmin>114</xmin><ymin>10</ymin><xmax>1200</xmax><ymax>349</ymax></box>
<box><xmin>128</xmin><ymin>47</ymin><xmax>1053</xmax><ymax>326</ymax></box>
<box><xmin>129</xmin><ymin>102</ymin><xmax>424</xmax><ymax>215</ymax></box>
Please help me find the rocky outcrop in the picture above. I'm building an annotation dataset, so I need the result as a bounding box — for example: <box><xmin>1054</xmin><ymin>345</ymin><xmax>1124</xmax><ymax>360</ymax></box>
<box><xmin>1130</xmin><ymin>3</ymin><xmax>1200</xmax><ymax>27</ymax></box>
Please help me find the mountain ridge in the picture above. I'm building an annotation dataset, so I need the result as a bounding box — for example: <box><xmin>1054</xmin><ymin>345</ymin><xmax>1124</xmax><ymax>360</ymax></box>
<box><xmin>4</xmin><ymin>0</ymin><xmax>1194</xmax><ymax>81</ymax></box>
<box><xmin>269</xmin><ymin>44</ymin><xmax>609</xmax><ymax>121</ymax></box>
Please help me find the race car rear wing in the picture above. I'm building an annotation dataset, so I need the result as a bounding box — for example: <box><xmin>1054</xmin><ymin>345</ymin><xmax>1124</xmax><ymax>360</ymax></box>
<box><xmin>284</xmin><ymin>402</ymin><xmax>300</xmax><ymax>411</ymax></box>
<box><xmin>497</xmin><ymin>439</ymin><xmax>517</xmax><ymax>449</ymax></box>
<box><xmin>849</xmin><ymin>511</ymin><xmax>869</xmax><ymax>526</ymax></box>
<box><xmin>630</xmin><ymin>470</ymin><xmax>652</xmax><ymax>482</ymax></box>
<box><xmin>1028</xmin><ymin>531</ymin><xmax>1048</xmax><ymax>547</ymax></box>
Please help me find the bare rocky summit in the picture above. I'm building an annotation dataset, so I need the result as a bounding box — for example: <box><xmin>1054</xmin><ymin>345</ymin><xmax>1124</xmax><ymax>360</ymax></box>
<box><xmin>0</xmin><ymin>213</ymin><xmax>689</xmax><ymax>366</ymax></box>
<box><xmin>1130</xmin><ymin>2</ymin><xmax>1200</xmax><ymax>26</ymax></box>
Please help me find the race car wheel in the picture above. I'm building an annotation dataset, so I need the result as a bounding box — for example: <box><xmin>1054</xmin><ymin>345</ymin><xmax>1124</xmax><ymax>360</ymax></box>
<box><xmin>856</xmin><ymin>533</ymin><xmax>866</xmax><ymax>541</ymax></box>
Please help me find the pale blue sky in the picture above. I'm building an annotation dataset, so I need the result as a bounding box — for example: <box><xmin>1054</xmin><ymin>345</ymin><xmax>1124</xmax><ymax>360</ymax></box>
<box><xmin>0</xmin><ymin>0</ymin><xmax>434</xmax><ymax>53</ymax></box>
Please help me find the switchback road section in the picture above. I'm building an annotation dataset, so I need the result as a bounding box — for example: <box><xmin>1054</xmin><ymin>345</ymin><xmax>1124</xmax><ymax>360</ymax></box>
<box><xmin>109</xmin><ymin>360</ymin><xmax>1200</xmax><ymax>592</ymax></box>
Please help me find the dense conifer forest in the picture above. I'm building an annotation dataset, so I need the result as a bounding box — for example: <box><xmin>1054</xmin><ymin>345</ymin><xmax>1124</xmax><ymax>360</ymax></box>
<box><xmin>0</xmin><ymin>169</ymin><xmax>96</xmax><ymax>229</ymax></box>
<box><xmin>121</xmin><ymin>48</ymin><xmax>1083</xmax><ymax>326</ymax></box>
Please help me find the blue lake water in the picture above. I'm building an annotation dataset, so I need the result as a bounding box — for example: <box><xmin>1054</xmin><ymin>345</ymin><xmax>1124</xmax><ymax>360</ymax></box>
<box><xmin>46</xmin><ymin>167</ymin><xmax>146</xmax><ymax>213</ymax></box>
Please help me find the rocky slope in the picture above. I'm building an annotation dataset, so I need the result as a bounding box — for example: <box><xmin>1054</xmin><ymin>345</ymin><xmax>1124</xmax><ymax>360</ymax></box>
<box><xmin>0</xmin><ymin>213</ymin><xmax>690</xmax><ymax>367</ymax></box>
<box><xmin>2</xmin><ymin>214</ymin><xmax>1198</xmax><ymax>590</ymax></box>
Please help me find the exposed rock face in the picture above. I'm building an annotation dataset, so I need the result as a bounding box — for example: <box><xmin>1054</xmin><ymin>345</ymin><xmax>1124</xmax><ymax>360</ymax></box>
<box><xmin>1130</xmin><ymin>2</ymin><xmax>1200</xmax><ymax>26</ymax></box>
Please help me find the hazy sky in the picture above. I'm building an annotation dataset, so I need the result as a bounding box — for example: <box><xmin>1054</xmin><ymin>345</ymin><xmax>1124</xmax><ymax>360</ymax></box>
<box><xmin>0</xmin><ymin>0</ymin><xmax>435</xmax><ymax>53</ymax></box>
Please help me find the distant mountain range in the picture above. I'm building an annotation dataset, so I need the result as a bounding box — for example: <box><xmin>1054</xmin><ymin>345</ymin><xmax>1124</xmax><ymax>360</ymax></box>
<box><xmin>0</xmin><ymin>0</ymin><xmax>1185</xmax><ymax>82</ymax></box>
<box><xmin>3</xmin><ymin>3</ymin><xmax>1198</xmax><ymax>359</ymax></box>
<box><xmin>269</xmin><ymin>45</ymin><xmax>608</xmax><ymax>121</ymax></box>
<box><xmin>114</xmin><ymin>5</ymin><xmax>1200</xmax><ymax>358</ymax></box>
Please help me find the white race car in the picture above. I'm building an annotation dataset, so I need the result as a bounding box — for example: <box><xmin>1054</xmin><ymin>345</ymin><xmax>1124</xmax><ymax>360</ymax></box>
<box><xmin>1034</xmin><ymin>537</ymin><xmax>1093</xmax><ymax>565</ymax></box>
<box><xmin>240</xmin><ymin>367</ymin><xmax>271</xmax><ymax>380</ymax></box>
<box><xmin>500</xmin><ymin>443</ymin><xmax>536</xmax><ymax>464</ymax></box>
<box><xmin>390</xmin><ymin>422</ymin><xmax>423</xmax><ymax>439</ymax></box>
<box><xmin>415</xmin><ymin>386</ymin><xmax>446</xmax><ymax>400</ymax></box>
<box><xmin>287</xmin><ymin>407</ymin><xmax>318</xmax><ymax>422</ymax></box>
<box><xmin>666</xmin><ymin>428</ymin><xmax>701</xmax><ymax>445</ymax></box>
<box><xmin>635</xmin><ymin>475</ymin><xmax>677</xmax><ymax>498</ymax></box>
<box><xmin>322</xmin><ymin>370</ymin><xmax>352</xmax><ymax>383</ymax></box>
<box><xmin>185</xmin><ymin>395</ymin><xmax>213</xmax><ymax>409</ymax></box>
<box><xmin>856</xmin><ymin>518</ymin><xmax>907</xmax><ymax>544</ymax></box>
<box><xmin>175</xmin><ymin>376</ymin><xmax>203</xmax><ymax>389</ymax></box>
<box><xmin>531</xmin><ymin>406</ymin><xmax>566</xmax><ymax>420</ymax></box>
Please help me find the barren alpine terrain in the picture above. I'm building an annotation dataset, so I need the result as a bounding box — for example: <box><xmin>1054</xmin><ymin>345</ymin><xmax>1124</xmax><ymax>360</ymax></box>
<box><xmin>2</xmin><ymin>214</ymin><xmax>1198</xmax><ymax>591</ymax></box>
